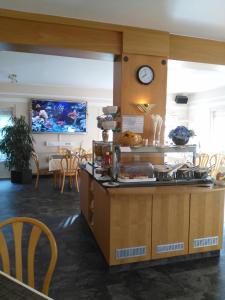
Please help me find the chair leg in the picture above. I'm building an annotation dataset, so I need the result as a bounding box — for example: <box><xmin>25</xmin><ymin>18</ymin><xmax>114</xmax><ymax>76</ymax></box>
<box><xmin>75</xmin><ymin>172</ymin><xmax>79</xmax><ymax>192</ymax></box>
<box><xmin>58</xmin><ymin>172</ymin><xmax>62</xmax><ymax>190</ymax></box>
<box><xmin>53</xmin><ymin>171</ymin><xmax>57</xmax><ymax>188</ymax></box>
<box><xmin>61</xmin><ymin>174</ymin><xmax>65</xmax><ymax>193</ymax></box>
<box><xmin>35</xmin><ymin>173</ymin><xmax>39</xmax><ymax>189</ymax></box>
<box><xmin>69</xmin><ymin>176</ymin><xmax>72</xmax><ymax>190</ymax></box>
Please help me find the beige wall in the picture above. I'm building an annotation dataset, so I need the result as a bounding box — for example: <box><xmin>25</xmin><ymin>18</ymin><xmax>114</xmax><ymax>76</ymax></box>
<box><xmin>0</xmin><ymin>87</ymin><xmax>112</xmax><ymax>178</ymax></box>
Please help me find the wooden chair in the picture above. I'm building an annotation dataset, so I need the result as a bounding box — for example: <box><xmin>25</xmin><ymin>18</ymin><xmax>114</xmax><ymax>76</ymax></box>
<box><xmin>196</xmin><ymin>153</ymin><xmax>210</xmax><ymax>167</ymax></box>
<box><xmin>0</xmin><ymin>217</ymin><xmax>58</xmax><ymax>295</ymax></box>
<box><xmin>58</xmin><ymin>148</ymin><xmax>71</xmax><ymax>155</ymax></box>
<box><xmin>73</xmin><ymin>147</ymin><xmax>86</xmax><ymax>159</ymax></box>
<box><xmin>60</xmin><ymin>154</ymin><xmax>80</xmax><ymax>193</ymax></box>
<box><xmin>32</xmin><ymin>151</ymin><xmax>52</xmax><ymax>189</ymax></box>
<box><xmin>209</xmin><ymin>153</ymin><xmax>225</xmax><ymax>178</ymax></box>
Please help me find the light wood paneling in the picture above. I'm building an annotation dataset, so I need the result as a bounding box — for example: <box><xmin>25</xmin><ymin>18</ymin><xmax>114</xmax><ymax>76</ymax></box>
<box><xmin>108</xmin><ymin>184</ymin><xmax>225</xmax><ymax>196</ymax></box>
<box><xmin>152</xmin><ymin>193</ymin><xmax>190</xmax><ymax>259</ymax></box>
<box><xmin>189</xmin><ymin>191</ymin><xmax>224</xmax><ymax>253</ymax></box>
<box><xmin>0</xmin><ymin>8</ymin><xmax>123</xmax><ymax>31</ymax></box>
<box><xmin>0</xmin><ymin>16</ymin><xmax>122</xmax><ymax>54</ymax></box>
<box><xmin>109</xmin><ymin>193</ymin><xmax>152</xmax><ymax>265</ymax></box>
<box><xmin>170</xmin><ymin>34</ymin><xmax>225</xmax><ymax>65</ymax></box>
<box><xmin>92</xmin><ymin>181</ymin><xmax>110</xmax><ymax>262</ymax></box>
<box><xmin>2</xmin><ymin>8</ymin><xmax>225</xmax><ymax>64</ymax></box>
<box><xmin>114</xmin><ymin>54</ymin><xmax>167</xmax><ymax>142</ymax></box>
<box><xmin>123</xmin><ymin>28</ymin><xmax>169</xmax><ymax>57</ymax></box>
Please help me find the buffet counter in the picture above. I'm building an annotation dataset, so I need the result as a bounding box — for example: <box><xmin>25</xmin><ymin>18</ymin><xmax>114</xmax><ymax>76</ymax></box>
<box><xmin>80</xmin><ymin>167</ymin><xmax>225</xmax><ymax>266</ymax></box>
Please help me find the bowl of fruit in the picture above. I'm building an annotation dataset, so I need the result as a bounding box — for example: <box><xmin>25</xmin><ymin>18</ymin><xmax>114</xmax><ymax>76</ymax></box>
<box><xmin>215</xmin><ymin>172</ymin><xmax>225</xmax><ymax>186</ymax></box>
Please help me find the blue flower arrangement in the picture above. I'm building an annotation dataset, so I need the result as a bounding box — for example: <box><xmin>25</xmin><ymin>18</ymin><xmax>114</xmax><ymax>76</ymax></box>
<box><xmin>168</xmin><ymin>126</ymin><xmax>195</xmax><ymax>145</ymax></box>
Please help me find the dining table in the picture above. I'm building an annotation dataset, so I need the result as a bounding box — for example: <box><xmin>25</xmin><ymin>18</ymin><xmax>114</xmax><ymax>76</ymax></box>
<box><xmin>0</xmin><ymin>271</ymin><xmax>53</xmax><ymax>300</ymax></box>
<box><xmin>49</xmin><ymin>153</ymin><xmax>90</xmax><ymax>172</ymax></box>
<box><xmin>49</xmin><ymin>154</ymin><xmax>65</xmax><ymax>172</ymax></box>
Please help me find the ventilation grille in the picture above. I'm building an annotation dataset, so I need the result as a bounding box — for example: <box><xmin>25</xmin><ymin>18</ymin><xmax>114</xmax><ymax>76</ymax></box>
<box><xmin>116</xmin><ymin>246</ymin><xmax>147</xmax><ymax>259</ymax></box>
<box><xmin>193</xmin><ymin>236</ymin><xmax>218</xmax><ymax>248</ymax></box>
<box><xmin>156</xmin><ymin>242</ymin><xmax>184</xmax><ymax>253</ymax></box>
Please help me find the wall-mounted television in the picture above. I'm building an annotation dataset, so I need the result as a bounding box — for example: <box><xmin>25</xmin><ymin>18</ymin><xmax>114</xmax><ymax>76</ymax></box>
<box><xmin>31</xmin><ymin>99</ymin><xmax>87</xmax><ymax>133</ymax></box>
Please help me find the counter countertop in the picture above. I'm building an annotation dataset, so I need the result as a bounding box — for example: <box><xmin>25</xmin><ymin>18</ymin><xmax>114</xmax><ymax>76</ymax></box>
<box><xmin>83</xmin><ymin>165</ymin><xmax>225</xmax><ymax>194</ymax></box>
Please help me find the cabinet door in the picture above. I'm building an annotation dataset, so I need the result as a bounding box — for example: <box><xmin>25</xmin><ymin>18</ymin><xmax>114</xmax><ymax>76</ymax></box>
<box><xmin>189</xmin><ymin>191</ymin><xmax>224</xmax><ymax>253</ymax></box>
<box><xmin>152</xmin><ymin>193</ymin><xmax>190</xmax><ymax>259</ymax></box>
<box><xmin>109</xmin><ymin>193</ymin><xmax>152</xmax><ymax>265</ymax></box>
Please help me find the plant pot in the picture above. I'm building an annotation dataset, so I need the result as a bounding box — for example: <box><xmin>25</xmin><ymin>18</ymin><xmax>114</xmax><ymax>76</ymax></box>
<box><xmin>11</xmin><ymin>169</ymin><xmax>32</xmax><ymax>184</ymax></box>
<box><xmin>172</xmin><ymin>137</ymin><xmax>189</xmax><ymax>146</ymax></box>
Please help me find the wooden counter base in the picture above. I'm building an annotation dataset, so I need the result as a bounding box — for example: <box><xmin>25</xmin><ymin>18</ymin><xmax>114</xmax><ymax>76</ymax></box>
<box><xmin>80</xmin><ymin>170</ymin><xmax>225</xmax><ymax>266</ymax></box>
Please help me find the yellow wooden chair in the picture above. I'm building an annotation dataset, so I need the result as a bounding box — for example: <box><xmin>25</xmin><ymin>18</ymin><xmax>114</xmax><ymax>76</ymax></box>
<box><xmin>209</xmin><ymin>153</ymin><xmax>225</xmax><ymax>178</ymax></box>
<box><xmin>0</xmin><ymin>217</ymin><xmax>58</xmax><ymax>295</ymax></box>
<box><xmin>58</xmin><ymin>148</ymin><xmax>72</xmax><ymax>155</ymax></box>
<box><xmin>60</xmin><ymin>154</ymin><xmax>80</xmax><ymax>193</ymax></box>
<box><xmin>196</xmin><ymin>153</ymin><xmax>210</xmax><ymax>168</ymax></box>
<box><xmin>32</xmin><ymin>151</ymin><xmax>52</xmax><ymax>189</ymax></box>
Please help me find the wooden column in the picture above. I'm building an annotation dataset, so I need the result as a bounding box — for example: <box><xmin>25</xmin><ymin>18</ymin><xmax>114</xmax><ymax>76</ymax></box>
<box><xmin>113</xmin><ymin>53</ymin><xmax>167</xmax><ymax>142</ymax></box>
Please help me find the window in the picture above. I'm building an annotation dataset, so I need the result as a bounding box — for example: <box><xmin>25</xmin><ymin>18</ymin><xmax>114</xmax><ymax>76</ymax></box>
<box><xmin>211</xmin><ymin>109</ymin><xmax>225</xmax><ymax>153</ymax></box>
<box><xmin>0</xmin><ymin>108</ymin><xmax>13</xmax><ymax>161</ymax></box>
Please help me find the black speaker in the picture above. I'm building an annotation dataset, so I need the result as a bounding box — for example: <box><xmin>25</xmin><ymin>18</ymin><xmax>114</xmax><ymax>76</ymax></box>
<box><xmin>175</xmin><ymin>95</ymin><xmax>188</xmax><ymax>104</ymax></box>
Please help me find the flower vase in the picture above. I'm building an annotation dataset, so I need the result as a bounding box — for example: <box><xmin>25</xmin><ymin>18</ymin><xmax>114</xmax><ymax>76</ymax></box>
<box><xmin>102</xmin><ymin>130</ymin><xmax>109</xmax><ymax>142</ymax></box>
<box><xmin>172</xmin><ymin>137</ymin><xmax>189</xmax><ymax>145</ymax></box>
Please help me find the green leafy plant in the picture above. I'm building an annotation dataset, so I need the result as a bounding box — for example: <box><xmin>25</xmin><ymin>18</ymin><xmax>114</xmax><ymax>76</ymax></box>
<box><xmin>0</xmin><ymin>116</ymin><xmax>34</xmax><ymax>171</ymax></box>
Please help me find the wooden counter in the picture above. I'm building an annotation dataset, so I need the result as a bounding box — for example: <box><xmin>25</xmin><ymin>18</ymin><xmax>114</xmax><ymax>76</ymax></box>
<box><xmin>80</xmin><ymin>169</ymin><xmax>225</xmax><ymax>266</ymax></box>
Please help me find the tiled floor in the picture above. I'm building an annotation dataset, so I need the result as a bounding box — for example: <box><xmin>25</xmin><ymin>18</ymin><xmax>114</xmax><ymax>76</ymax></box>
<box><xmin>0</xmin><ymin>178</ymin><xmax>225</xmax><ymax>300</ymax></box>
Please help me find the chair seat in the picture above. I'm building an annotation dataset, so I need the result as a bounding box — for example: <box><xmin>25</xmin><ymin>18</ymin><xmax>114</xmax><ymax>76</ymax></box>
<box><xmin>61</xmin><ymin>171</ymin><xmax>78</xmax><ymax>176</ymax></box>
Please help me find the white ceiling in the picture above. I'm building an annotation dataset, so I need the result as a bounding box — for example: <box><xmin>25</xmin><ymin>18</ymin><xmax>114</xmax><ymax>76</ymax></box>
<box><xmin>167</xmin><ymin>60</ymin><xmax>225</xmax><ymax>94</ymax></box>
<box><xmin>0</xmin><ymin>51</ymin><xmax>113</xmax><ymax>90</ymax></box>
<box><xmin>1</xmin><ymin>0</ymin><xmax>225</xmax><ymax>41</ymax></box>
<box><xmin>1</xmin><ymin>51</ymin><xmax>225</xmax><ymax>95</ymax></box>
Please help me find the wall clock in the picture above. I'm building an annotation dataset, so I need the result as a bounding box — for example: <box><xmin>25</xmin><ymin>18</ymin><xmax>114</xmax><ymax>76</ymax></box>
<box><xmin>137</xmin><ymin>65</ymin><xmax>154</xmax><ymax>85</ymax></box>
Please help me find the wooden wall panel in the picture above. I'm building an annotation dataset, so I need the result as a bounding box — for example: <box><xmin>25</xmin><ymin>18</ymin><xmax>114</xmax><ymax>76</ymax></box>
<box><xmin>152</xmin><ymin>193</ymin><xmax>190</xmax><ymax>259</ymax></box>
<box><xmin>109</xmin><ymin>193</ymin><xmax>152</xmax><ymax>265</ymax></box>
<box><xmin>0</xmin><ymin>16</ymin><xmax>122</xmax><ymax>54</ymax></box>
<box><xmin>123</xmin><ymin>28</ymin><xmax>169</xmax><ymax>57</ymax></box>
<box><xmin>114</xmin><ymin>54</ymin><xmax>167</xmax><ymax>142</ymax></box>
<box><xmin>93</xmin><ymin>181</ymin><xmax>110</xmax><ymax>262</ymax></box>
<box><xmin>189</xmin><ymin>191</ymin><xmax>224</xmax><ymax>253</ymax></box>
<box><xmin>170</xmin><ymin>34</ymin><xmax>225</xmax><ymax>65</ymax></box>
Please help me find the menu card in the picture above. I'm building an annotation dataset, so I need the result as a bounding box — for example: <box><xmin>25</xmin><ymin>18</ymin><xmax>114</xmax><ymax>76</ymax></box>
<box><xmin>122</xmin><ymin>115</ymin><xmax>144</xmax><ymax>133</ymax></box>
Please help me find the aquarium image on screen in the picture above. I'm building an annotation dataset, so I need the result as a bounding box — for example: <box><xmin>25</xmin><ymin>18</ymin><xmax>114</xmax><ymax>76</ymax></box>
<box><xmin>31</xmin><ymin>99</ymin><xmax>87</xmax><ymax>133</ymax></box>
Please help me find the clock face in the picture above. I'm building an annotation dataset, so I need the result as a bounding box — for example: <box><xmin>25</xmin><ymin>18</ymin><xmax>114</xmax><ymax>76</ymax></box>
<box><xmin>137</xmin><ymin>65</ymin><xmax>154</xmax><ymax>85</ymax></box>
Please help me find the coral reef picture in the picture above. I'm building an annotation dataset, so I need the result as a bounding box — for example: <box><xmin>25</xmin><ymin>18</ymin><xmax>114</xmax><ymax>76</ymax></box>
<box><xmin>31</xmin><ymin>99</ymin><xmax>87</xmax><ymax>133</ymax></box>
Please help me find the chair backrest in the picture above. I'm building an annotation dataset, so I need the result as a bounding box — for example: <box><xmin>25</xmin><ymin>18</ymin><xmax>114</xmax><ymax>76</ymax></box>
<box><xmin>209</xmin><ymin>153</ymin><xmax>225</xmax><ymax>178</ymax></box>
<box><xmin>0</xmin><ymin>217</ymin><xmax>57</xmax><ymax>295</ymax></box>
<box><xmin>32</xmin><ymin>151</ymin><xmax>40</xmax><ymax>174</ymax></box>
<box><xmin>60</xmin><ymin>154</ymin><xmax>79</xmax><ymax>173</ymax></box>
<box><xmin>73</xmin><ymin>147</ymin><xmax>86</xmax><ymax>158</ymax></box>
<box><xmin>59</xmin><ymin>148</ymin><xmax>71</xmax><ymax>155</ymax></box>
<box><xmin>196</xmin><ymin>153</ymin><xmax>209</xmax><ymax>167</ymax></box>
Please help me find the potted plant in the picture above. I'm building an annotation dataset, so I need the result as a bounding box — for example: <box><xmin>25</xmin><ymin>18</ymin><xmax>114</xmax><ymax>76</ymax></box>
<box><xmin>0</xmin><ymin>116</ymin><xmax>34</xmax><ymax>183</ymax></box>
<box><xmin>168</xmin><ymin>126</ymin><xmax>195</xmax><ymax>145</ymax></box>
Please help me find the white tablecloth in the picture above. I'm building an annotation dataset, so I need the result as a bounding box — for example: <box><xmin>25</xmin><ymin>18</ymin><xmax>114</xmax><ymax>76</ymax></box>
<box><xmin>49</xmin><ymin>155</ymin><xmax>80</xmax><ymax>171</ymax></box>
<box><xmin>49</xmin><ymin>159</ymin><xmax>62</xmax><ymax>171</ymax></box>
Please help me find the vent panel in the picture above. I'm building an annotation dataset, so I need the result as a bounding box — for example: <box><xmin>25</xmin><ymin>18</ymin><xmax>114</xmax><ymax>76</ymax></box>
<box><xmin>156</xmin><ymin>242</ymin><xmax>184</xmax><ymax>253</ymax></box>
<box><xmin>116</xmin><ymin>246</ymin><xmax>147</xmax><ymax>259</ymax></box>
<box><xmin>193</xmin><ymin>236</ymin><xmax>218</xmax><ymax>248</ymax></box>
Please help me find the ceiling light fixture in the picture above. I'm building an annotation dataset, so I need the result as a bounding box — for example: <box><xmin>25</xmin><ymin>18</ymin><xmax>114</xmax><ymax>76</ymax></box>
<box><xmin>8</xmin><ymin>73</ymin><xmax>18</xmax><ymax>84</ymax></box>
